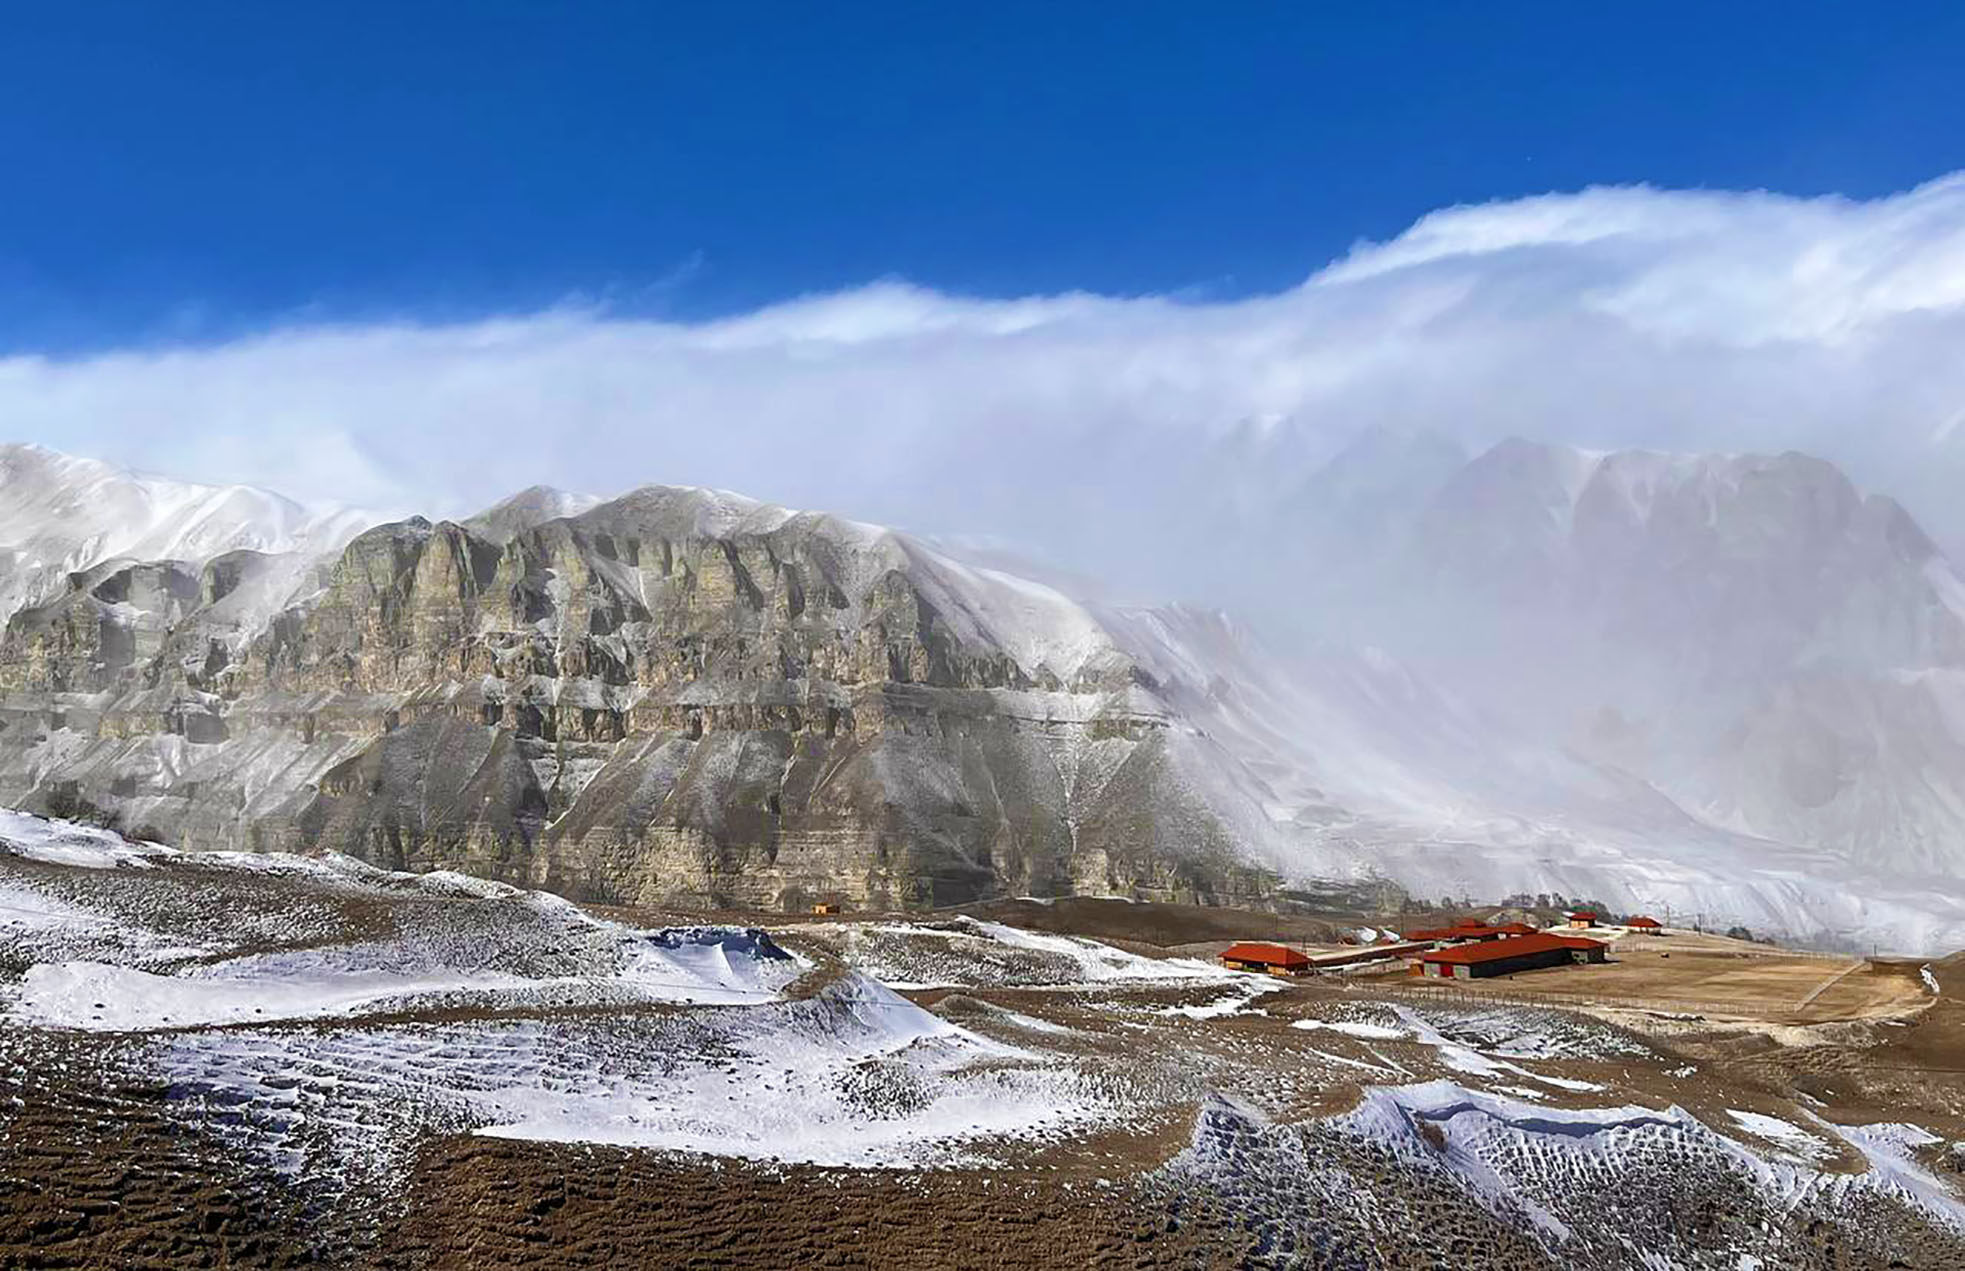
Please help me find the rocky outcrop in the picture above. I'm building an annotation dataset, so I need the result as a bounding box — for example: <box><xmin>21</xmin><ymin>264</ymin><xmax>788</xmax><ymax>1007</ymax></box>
<box><xmin>0</xmin><ymin>560</ymin><xmax>200</xmax><ymax>695</ymax></box>
<box><xmin>0</xmin><ymin>486</ymin><xmax>1281</xmax><ymax>911</ymax></box>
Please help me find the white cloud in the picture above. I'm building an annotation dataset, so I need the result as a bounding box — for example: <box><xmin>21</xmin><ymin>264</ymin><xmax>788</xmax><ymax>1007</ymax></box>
<box><xmin>6</xmin><ymin>173</ymin><xmax>1965</xmax><ymax>596</ymax></box>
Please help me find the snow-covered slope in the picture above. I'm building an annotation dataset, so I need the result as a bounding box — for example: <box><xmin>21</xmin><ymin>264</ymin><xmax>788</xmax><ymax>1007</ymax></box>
<box><xmin>1092</xmin><ymin>604</ymin><xmax>1965</xmax><ymax>952</ymax></box>
<box><xmin>0</xmin><ymin>442</ymin><xmax>371</xmax><ymax>624</ymax></box>
<box><xmin>1094</xmin><ymin>429</ymin><xmax>1965</xmax><ymax>949</ymax></box>
<box><xmin>1395</xmin><ymin>440</ymin><xmax>1965</xmax><ymax>883</ymax></box>
<box><xmin>461</xmin><ymin>484</ymin><xmax>605</xmax><ymax>545</ymax></box>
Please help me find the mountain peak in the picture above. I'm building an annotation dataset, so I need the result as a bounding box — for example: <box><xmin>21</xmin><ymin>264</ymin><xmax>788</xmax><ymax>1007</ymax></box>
<box><xmin>0</xmin><ymin>439</ymin><xmax>372</xmax><ymax>625</ymax></box>
<box><xmin>462</xmin><ymin>484</ymin><xmax>604</xmax><ymax>544</ymax></box>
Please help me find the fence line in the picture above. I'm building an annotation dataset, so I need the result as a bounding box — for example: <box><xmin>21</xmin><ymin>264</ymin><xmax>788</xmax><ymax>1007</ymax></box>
<box><xmin>1592</xmin><ymin>934</ymin><xmax>1853</xmax><ymax>961</ymax></box>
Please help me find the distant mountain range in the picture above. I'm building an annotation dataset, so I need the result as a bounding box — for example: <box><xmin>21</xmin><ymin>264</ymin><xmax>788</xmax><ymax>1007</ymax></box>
<box><xmin>4</xmin><ymin>437</ymin><xmax>1965</xmax><ymax>952</ymax></box>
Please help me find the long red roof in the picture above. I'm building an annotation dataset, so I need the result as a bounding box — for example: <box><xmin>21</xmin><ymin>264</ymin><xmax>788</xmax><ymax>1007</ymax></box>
<box><xmin>1420</xmin><ymin>932</ymin><xmax>1604</xmax><ymax>966</ymax></box>
<box><xmin>1219</xmin><ymin>941</ymin><xmax>1310</xmax><ymax>967</ymax></box>
<box><xmin>1406</xmin><ymin>921</ymin><xmax>1540</xmax><ymax>940</ymax></box>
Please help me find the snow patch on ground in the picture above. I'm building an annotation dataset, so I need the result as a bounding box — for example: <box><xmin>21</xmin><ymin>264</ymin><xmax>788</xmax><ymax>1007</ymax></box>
<box><xmin>1172</xmin><ymin>1077</ymin><xmax>1965</xmax><ymax>1265</ymax></box>
<box><xmin>831</xmin><ymin>917</ymin><xmax>1236</xmax><ymax>990</ymax></box>
<box><xmin>16</xmin><ymin>959</ymin><xmax>526</xmax><ymax>1031</ymax></box>
<box><xmin>160</xmin><ymin>974</ymin><xmax>1112</xmax><ymax>1173</ymax></box>
<box><xmin>476</xmin><ymin>976</ymin><xmax>1083</xmax><ymax>1164</ymax></box>
<box><xmin>12</xmin><ymin>926</ymin><xmax>803</xmax><ymax>1032</ymax></box>
<box><xmin>1155</xmin><ymin>977</ymin><xmax>1283</xmax><ymax>1020</ymax></box>
<box><xmin>0</xmin><ymin>809</ymin><xmax>172</xmax><ymax>869</ymax></box>
<box><xmin>1290</xmin><ymin>1019</ymin><xmax>1407</xmax><ymax>1040</ymax></box>
<box><xmin>1727</xmin><ymin>1109</ymin><xmax>1833</xmax><ymax>1164</ymax></box>
<box><xmin>1334</xmin><ymin>1080</ymin><xmax>1962</xmax><ymax>1244</ymax></box>
<box><xmin>1817</xmin><ymin>1119</ymin><xmax>1965</xmax><ymax>1228</ymax></box>
<box><xmin>1387</xmin><ymin>1005</ymin><xmax>1606</xmax><ymax>1092</ymax></box>
<box><xmin>0</xmin><ymin>881</ymin><xmax>109</xmax><ymax>934</ymax></box>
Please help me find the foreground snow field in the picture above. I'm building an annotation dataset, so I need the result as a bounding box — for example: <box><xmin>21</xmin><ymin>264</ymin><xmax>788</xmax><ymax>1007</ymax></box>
<box><xmin>6</xmin><ymin>810</ymin><xmax>1965</xmax><ymax>1267</ymax></box>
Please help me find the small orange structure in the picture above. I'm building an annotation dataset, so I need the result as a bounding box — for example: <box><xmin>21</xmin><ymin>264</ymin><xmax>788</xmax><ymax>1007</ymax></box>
<box><xmin>1626</xmin><ymin>915</ymin><xmax>1663</xmax><ymax>933</ymax></box>
<box><xmin>1568</xmin><ymin>911</ymin><xmax>1599</xmax><ymax>928</ymax></box>
<box><xmin>811</xmin><ymin>902</ymin><xmax>842</xmax><ymax>916</ymax></box>
<box><xmin>1218</xmin><ymin>942</ymin><xmax>1312</xmax><ymax>976</ymax></box>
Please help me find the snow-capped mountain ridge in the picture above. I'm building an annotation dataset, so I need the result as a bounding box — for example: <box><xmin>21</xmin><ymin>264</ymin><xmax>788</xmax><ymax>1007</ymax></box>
<box><xmin>4</xmin><ymin>439</ymin><xmax>1965</xmax><ymax>950</ymax></box>
<box><xmin>0</xmin><ymin>442</ymin><xmax>372</xmax><ymax>625</ymax></box>
<box><xmin>504</xmin><ymin>480</ymin><xmax>1136</xmax><ymax>692</ymax></box>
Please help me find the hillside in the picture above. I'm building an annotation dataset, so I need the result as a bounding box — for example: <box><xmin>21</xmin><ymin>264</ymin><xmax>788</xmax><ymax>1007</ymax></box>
<box><xmin>0</xmin><ymin>472</ymin><xmax>1295</xmax><ymax>911</ymax></box>
<box><xmin>4</xmin><ymin>814</ymin><xmax>1963</xmax><ymax>1268</ymax></box>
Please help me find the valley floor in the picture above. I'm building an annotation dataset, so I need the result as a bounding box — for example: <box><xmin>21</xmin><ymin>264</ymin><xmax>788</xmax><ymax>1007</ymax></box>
<box><xmin>5</xmin><ymin>817</ymin><xmax>1965</xmax><ymax>1268</ymax></box>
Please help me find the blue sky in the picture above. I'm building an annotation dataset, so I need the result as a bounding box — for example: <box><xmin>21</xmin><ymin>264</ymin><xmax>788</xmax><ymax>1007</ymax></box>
<box><xmin>5</xmin><ymin>1</ymin><xmax>1965</xmax><ymax>575</ymax></box>
<box><xmin>4</xmin><ymin>2</ymin><xmax>1963</xmax><ymax>349</ymax></box>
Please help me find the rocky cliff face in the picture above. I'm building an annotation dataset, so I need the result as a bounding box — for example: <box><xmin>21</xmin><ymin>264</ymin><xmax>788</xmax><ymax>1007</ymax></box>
<box><xmin>0</xmin><ymin>483</ymin><xmax>1279</xmax><ymax>911</ymax></box>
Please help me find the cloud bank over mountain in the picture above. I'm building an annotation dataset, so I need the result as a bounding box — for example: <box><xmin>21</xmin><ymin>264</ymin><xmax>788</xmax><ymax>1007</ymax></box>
<box><xmin>6</xmin><ymin>173</ymin><xmax>1965</xmax><ymax>595</ymax></box>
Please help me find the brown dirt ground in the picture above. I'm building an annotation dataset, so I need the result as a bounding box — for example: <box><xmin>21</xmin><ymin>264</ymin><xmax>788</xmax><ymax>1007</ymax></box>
<box><xmin>0</xmin><ymin>1035</ymin><xmax>325</xmax><ymax>1270</ymax></box>
<box><xmin>379</xmin><ymin>1137</ymin><xmax>1218</xmax><ymax>1271</ymax></box>
<box><xmin>1389</xmin><ymin>934</ymin><xmax>1929</xmax><ymax>1023</ymax></box>
<box><xmin>8</xmin><ymin>899</ymin><xmax>1965</xmax><ymax>1269</ymax></box>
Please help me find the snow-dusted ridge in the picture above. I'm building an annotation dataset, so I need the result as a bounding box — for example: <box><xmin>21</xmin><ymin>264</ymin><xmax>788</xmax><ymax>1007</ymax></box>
<box><xmin>1172</xmin><ymin>1078</ymin><xmax>1965</xmax><ymax>1264</ymax></box>
<box><xmin>1336</xmin><ymin>1080</ymin><xmax>1965</xmax><ymax>1237</ymax></box>
<box><xmin>0</xmin><ymin>442</ymin><xmax>372</xmax><ymax>623</ymax></box>
<box><xmin>0</xmin><ymin>816</ymin><xmax>1129</xmax><ymax>1171</ymax></box>
<box><xmin>10</xmin><ymin>436</ymin><xmax>1965</xmax><ymax>952</ymax></box>
<box><xmin>10</xmin><ymin>924</ymin><xmax>806</xmax><ymax>1032</ymax></box>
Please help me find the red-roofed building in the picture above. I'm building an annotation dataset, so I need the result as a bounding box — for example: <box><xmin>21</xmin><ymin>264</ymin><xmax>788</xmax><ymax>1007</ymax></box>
<box><xmin>1405</xmin><ymin>920</ymin><xmax>1540</xmax><ymax>943</ymax></box>
<box><xmin>1626</xmin><ymin>916</ymin><xmax>1663</xmax><ymax>933</ymax></box>
<box><xmin>1568</xmin><ymin>911</ymin><xmax>1599</xmax><ymax>928</ymax></box>
<box><xmin>1417</xmin><ymin>932</ymin><xmax>1608</xmax><ymax>979</ymax></box>
<box><xmin>1218</xmin><ymin>942</ymin><xmax>1312</xmax><ymax>976</ymax></box>
<box><xmin>1405</xmin><ymin>926</ymin><xmax>1475</xmax><ymax>942</ymax></box>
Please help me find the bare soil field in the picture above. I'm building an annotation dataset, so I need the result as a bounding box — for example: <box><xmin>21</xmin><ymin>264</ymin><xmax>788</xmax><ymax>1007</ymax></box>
<box><xmin>379</xmin><ymin>1139</ymin><xmax>1206</xmax><ymax>1271</ymax></box>
<box><xmin>1394</xmin><ymin>932</ymin><xmax>1929</xmax><ymax>1023</ymax></box>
